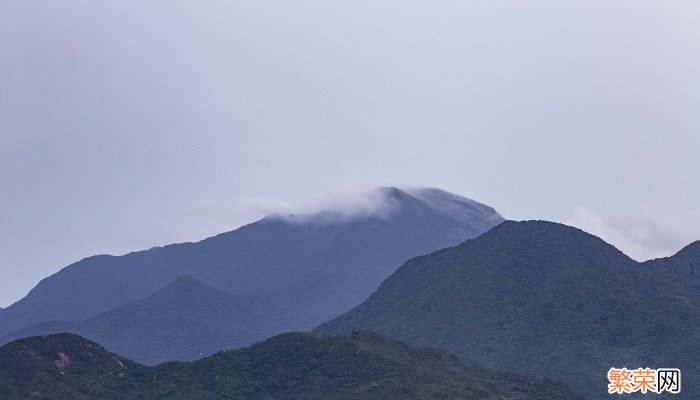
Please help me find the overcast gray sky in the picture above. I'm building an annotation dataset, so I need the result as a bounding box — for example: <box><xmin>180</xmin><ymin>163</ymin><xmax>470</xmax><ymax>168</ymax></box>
<box><xmin>1</xmin><ymin>0</ymin><xmax>699</xmax><ymax>307</ymax></box>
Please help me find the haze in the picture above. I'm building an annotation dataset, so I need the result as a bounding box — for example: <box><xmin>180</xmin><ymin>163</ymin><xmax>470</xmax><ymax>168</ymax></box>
<box><xmin>1</xmin><ymin>0</ymin><xmax>699</xmax><ymax>307</ymax></box>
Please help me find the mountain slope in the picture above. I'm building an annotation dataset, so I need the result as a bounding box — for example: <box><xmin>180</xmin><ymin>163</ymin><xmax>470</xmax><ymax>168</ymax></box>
<box><xmin>0</xmin><ymin>333</ymin><xmax>138</xmax><ymax>399</ymax></box>
<box><xmin>0</xmin><ymin>187</ymin><xmax>503</xmax><ymax>340</ymax></box>
<box><xmin>0</xmin><ymin>332</ymin><xmax>585</xmax><ymax>400</ymax></box>
<box><xmin>1</xmin><ymin>276</ymin><xmax>333</xmax><ymax>364</ymax></box>
<box><xmin>643</xmin><ymin>241</ymin><xmax>700</xmax><ymax>298</ymax></box>
<box><xmin>316</xmin><ymin>220</ymin><xmax>700</xmax><ymax>399</ymax></box>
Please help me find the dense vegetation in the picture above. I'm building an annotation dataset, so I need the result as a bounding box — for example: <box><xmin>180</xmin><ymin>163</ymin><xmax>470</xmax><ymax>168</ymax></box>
<box><xmin>316</xmin><ymin>220</ymin><xmax>700</xmax><ymax>399</ymax></box>
<box><xmin>0</xmin><ymin>333</ymin><xmax>139</xmax><ymax>399</ymax></box>
<box><xmin>0</xmin><ymin>332</ymin><xmax>584</xmax><ymax>400</ymax></box>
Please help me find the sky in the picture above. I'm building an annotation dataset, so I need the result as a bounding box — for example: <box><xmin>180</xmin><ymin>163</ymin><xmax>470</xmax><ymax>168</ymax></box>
<box><xmin>1</xmin><ymin>0</ymin><xmax>699</xmax><ymax>307</ymax></box>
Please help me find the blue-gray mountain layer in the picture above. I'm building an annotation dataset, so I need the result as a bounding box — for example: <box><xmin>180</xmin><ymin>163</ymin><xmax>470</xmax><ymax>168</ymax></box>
<box><xmin>0</xmin><ymin>187</ymin><xmax>503</xmax><ymax>364</ymax></box>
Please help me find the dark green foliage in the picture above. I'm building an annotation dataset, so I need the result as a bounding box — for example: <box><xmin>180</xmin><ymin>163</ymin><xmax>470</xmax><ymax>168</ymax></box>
<box><xmin>0</xmin><ymin>332</ymin><xmax>583</xmax><ymax>400</ymax></box>
<box><xmin>0</xmin><ymin>333</ymin><xmax>139</xmax><ymax>399</ymax></box>
<box><xmin>316</xmin><ymin>221</ymin><xmax>700</xmax><ymax>399</ymax></box>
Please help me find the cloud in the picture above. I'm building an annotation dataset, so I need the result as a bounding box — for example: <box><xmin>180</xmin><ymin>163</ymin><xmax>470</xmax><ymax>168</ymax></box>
<box><xmin>566</xmin><ymin>207</ymin><xmax>700</xmax><ymax>261</ymax></box>
<box><xmin>235</xmin><ymin>187</ymin><xmax>402</xmax><ymax>225</ymax></box>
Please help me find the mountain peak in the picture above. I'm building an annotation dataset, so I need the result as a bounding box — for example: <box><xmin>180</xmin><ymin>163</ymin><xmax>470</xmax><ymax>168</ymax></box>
<box><xmin>266</xmin><ymin>186</ymin><xmax>504</xmax><ymax>227</ymax></box>
<box><xmin>467</xmin><ymin>219</ymin><xmax>634</xmax><ymax>261</ymax></box>
<box><xmin>0</xmin><ymin>332</ymin><xmax>135</xmax><ymax>377</ymax></box>
<box><xmin>402</xmin><ymin>187</ymin><xmax>503</xmax><ymax>224</ymax></box>
<box><xmin>164</xmin><ymin>275</ymin><xmax>212</xmax><ymax>290</ymax></box>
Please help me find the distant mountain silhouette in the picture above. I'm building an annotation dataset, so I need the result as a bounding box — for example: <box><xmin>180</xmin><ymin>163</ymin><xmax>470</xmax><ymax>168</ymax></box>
<box><xmin>0</xmin><ymin>332</ymin><xmax>584</xmax><ymax>400</ymax></box>
<box><xmin>0</xmin><ymin>187</ymin><xmax>503</xmax><ymax>360</ymax></box>
<box><xmin>316</xmin><ymin>220</ymin><xmax>700</xmax><ymax>399</ymax></box>
<box><xmin>0</xmin><ymin>275</ymin><xmax>339</xmax><ymax>364</ymax></box>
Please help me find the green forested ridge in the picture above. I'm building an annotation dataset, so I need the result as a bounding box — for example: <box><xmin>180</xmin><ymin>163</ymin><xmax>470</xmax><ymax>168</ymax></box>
<box><xmin>316</xmin><ymin>220</ymin><xmax>700</xmax><ymax>399</ymax></box>
<box><xmin>0</xmin><ymin>331</ymin><xmax>584</xmax><ymax>400</ymax></box>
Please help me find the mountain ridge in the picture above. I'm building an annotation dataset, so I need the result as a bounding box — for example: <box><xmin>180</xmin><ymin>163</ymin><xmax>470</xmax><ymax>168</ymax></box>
<box><xmin>315</xmin><ymin>220</ymin><xmax>700</xmax><ymax>399</ymax></box>
<box><xmin>0</xmin><ymin>275</ymin><xmax>339</xmax><ymax>364</ymax></box>
<box><xmin>0</xmin><ymin>187</ymin><xmax>504</xmax><ymax>362</ymax></box>
<box><xmin>0</xmin><ymin>331</ymin><xmax>585</xmax><ymax>400</ymax></box>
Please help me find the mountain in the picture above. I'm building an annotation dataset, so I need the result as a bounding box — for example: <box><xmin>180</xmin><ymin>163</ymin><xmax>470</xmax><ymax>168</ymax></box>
<box><xmin>1</xmin><ymin>275</ymin><xmax>334</xmax><ymax>364</ymax></box>
<box><xmin>0</xmin><ymin>187</ymin><xmax>503</xmax><ymax>356</ymax></box>
<box><xmin>0</xmin><ymin>333</ymin><xmax>139</xmax><ymax>399</ymax></box>
<box><xmin>316</xmin><ymin>220</ymin><xmax>700</xmax><ymax>399</ymax></box>
<box><xmin>643</xmin><ymin>240</ymin><xmax>700</xmax><ymax>296</ymax></box>
<box><xmin>0</xmin><ymin>332</ymin><xmax>584</xmax><ymax>400</ymax></box>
